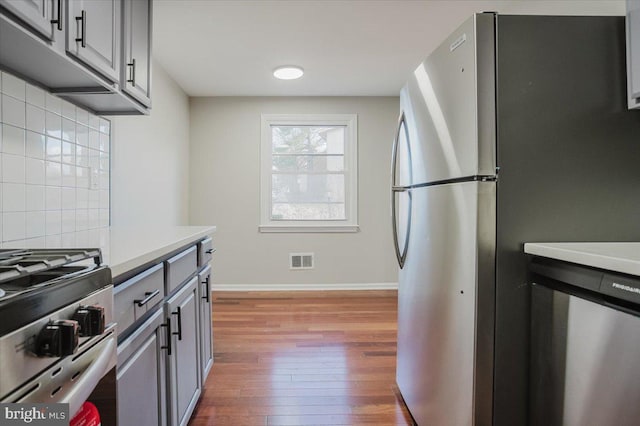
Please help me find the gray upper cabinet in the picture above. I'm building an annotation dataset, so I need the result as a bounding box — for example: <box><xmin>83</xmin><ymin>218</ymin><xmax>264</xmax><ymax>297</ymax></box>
<box><xmin>122</xmin><ymin>0</ymin><xmax>151</xmax><ymax>107</ymax></box>
<box><xmin>0</xmin><ymin>0</ymin><xmax>56</xmax><ymax>41</ymax></box>
<box><xmin>628</xmin><ymin>0</ymin><xmax>640</xmax><ymax>109</ymax></box>
<box><xmin>66</xmin><ymin>0</ymin><xmax>121</xmax><ymax>84</ymax></box>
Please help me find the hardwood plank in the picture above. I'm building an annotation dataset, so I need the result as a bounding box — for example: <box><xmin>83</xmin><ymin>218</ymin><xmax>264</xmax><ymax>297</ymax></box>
<box><xmin>189</xmin><ymin>290</ymin><xmax>415</xmax><ymax>426</ymax></box>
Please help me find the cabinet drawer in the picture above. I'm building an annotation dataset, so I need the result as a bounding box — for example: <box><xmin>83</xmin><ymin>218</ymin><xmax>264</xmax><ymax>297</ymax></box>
<box><xmin>165</xmin><ymin>246</ymin><xmax>197</xmax><ymax>294</ymax></box>
<box><xmin>197</xmin><ymin>237</ymin><xmax>214</xmax><ymax>268</ymax></box>
<box><xmin>114</xmin><ymin>263</ymin><xmax>164</xmax><ymax>335</ymax></box>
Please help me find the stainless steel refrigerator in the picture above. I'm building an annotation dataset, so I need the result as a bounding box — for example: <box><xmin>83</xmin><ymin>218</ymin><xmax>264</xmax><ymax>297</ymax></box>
<box><xmin>391</xmin><ymin>13</ymin><xmax>640</xmax><ymax>426</ymax></box>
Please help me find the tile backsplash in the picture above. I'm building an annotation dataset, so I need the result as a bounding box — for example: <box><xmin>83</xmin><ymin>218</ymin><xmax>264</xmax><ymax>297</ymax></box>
<box><xmin>0</xmin><ymin>71</ymin><xmax>110</xmax><ymax>248</ymax></box>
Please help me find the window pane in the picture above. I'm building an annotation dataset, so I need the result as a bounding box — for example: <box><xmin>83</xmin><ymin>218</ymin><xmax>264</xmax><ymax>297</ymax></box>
<box><xmin>272</xmin><ymin>174</ymin><xmax>345</xmax><ymax>204</ymax></box>
<box><xmin>272</xmin><ymin>155</ymin><xmax>344</xmax><ymax>172</ymax></box>
<box><xmin>272</xmin><ymin>203</ymin><xmax>345</xmax><ymax>220</ymax></box>
<box><xmin>272</xmin><ymin>126</ymin><xmax>345</xmax><ymax>155</ymax></box>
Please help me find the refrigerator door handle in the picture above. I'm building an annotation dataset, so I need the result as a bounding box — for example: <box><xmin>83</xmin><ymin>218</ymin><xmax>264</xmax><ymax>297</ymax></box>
<box><xmin>391</xmin><ymin>111</ymin><xmax>413</xmax><ymax>269</ymax></box>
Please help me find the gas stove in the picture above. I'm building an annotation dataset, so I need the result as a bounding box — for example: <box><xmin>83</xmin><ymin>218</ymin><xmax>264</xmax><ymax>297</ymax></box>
<box><xmin>0</xmin><ymin>248</ymin><xmax>115</xmax><ymax>418</ymax></box>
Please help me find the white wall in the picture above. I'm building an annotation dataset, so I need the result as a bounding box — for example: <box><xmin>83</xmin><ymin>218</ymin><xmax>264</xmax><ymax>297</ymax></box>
<box><xmin>111</xmin><ymin>60</ymin><xmax>190</xmax><ymax>227</ymax></box>
<box><xmin>189</xmin><ymin>97</ymin><xmax>399</xmax><ymax>288</ymax></box>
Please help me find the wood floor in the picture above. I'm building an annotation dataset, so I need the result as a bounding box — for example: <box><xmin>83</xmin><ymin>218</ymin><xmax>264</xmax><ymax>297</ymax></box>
<box><xmin>189</xmin><ymin>290</ymin><xmax>415</xmax><ymax>426</ymax></box>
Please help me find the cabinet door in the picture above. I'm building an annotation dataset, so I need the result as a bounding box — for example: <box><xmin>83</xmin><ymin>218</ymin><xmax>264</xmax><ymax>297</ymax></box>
<box><xmin>0</xmin><ymin>0</ymin><xmax>55</xmax><ymax>41</ymax></box>
<box><xmin>66</xmin><ymin>0</ymin><xmax>120</xmax><ymax>83</ymax></box>
<box><xmin>117</xmin><ymin>312</ymin><xmax>167</xmax><ymax>426</ymax></box>
<box><xmin>122</xmin><ymin>0</ymin><xmax>151</xmax><ymax>106</ymax></box>
<box><xmin>198</xmin><ymin>266</ymin><xmax>213</xmax><ymax>384</ymax></box>
<box><xmin>166</xmin><ymin>277</ymin><xmax>201</xmax><ymax>426</ymax></box>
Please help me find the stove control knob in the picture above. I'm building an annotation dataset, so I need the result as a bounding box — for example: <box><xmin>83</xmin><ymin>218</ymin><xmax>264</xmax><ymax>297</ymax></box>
<box><xmin>36</xmin><ymin>320</ymin><xmax>79</xmax><ymax>357</ymax></box>
<box><xmin>72</xmin><ymin>305</ymin><xmax>105</xmax><ymax>337</ymax></box>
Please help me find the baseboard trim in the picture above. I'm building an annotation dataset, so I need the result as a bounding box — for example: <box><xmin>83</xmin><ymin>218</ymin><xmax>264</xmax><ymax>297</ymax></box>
<box><xmin>211</xmin><ymin>282</ymin><xmax>398</xmax><ymax>291</ymax></box>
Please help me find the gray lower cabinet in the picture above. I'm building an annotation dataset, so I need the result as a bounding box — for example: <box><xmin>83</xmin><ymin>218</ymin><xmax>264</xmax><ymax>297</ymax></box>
<box><xmin>198</xmin><ymin>265</ymin><xmax>213</xmax><ymax>384</ymax></box>
<box><xmin>66</xmin><ymin>0</ymin><xmax>121</xmax><ymax>83</ymax></box>
<box><xmin>117</xmin><ymin>308</ymin><xmax>168</xmax><ymax>426</ymax></box>
<box><xmin>0</xmin><ymin>0</ymin><xmax>56</xmax><ymax>40</ymax></box>
<box><xmin>166</xmin><ymin>276</ymin><xmax>201</xmax><ymax>426</ymax></box>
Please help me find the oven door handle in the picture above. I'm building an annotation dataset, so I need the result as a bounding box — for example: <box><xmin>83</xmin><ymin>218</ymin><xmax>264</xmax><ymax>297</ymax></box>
<box><xmin>56</xmin><ymin>335</ymin><xmax>115</xmax><ymax>417</ymax></box>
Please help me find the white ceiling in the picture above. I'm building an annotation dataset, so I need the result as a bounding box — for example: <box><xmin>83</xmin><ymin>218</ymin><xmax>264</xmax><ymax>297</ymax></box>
<box><xmin>153</xmin><ymin>1</ymin><xmax>624</xmax><ymax>97</ymax></box>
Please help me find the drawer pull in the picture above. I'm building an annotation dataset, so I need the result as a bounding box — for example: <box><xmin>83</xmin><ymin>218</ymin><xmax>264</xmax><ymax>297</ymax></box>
<box><xmin>134</xmin><ymin>290</ymin><xmax>160</xmax><ymax>307</ymax></box>
<box><xmin>202</xmin><ymin>276</ymin><xmax>210</xmax><ymax>303</ymax></box>
<box><xmin>205</xmin><ymin>249</ymin><xmax>216</xmax><ymax>255</ymax></box>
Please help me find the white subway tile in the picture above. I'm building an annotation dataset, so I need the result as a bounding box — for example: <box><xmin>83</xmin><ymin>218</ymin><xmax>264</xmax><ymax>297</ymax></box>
<box><xmin>2</xmin><ymin>95</ymin><xmax>25</xmax><ymax>128</ymax></box>
<box><xmin>60</xmin><ymin>232</ymin><xmax>76</xmax><ymax>247</ymax></box>
<box><xmin>25</xmin><ymin>84</ymin><xmax>45</xmax><ymax>108</ymax></box>
<box><xmin>76</xmin><ymin>108</ymin><xmax>88</xmax><ymax>125</ymax></box>
<box><xmin>26</xmin><ymin>211</ymin><xmax>46</xmax><ymax>238</ymax></box>
<box><xmin>1</xmin><ymin>72</ymin><xmax>26</xmax><ymax>100</ymax></box>
<box><xmin>99</xmin><ymin>208</ymin><xmax>110</xmax><ymax>227</ymax></box>
<box><xmin>99</xmin><ymin>172</ymin><xmax>109</xmax><ymax>190</ymax></box>
<box><xmin>75</xmin><ymin>144</ymin><xmax>88</xmax><ymax>167</ymax></box>
<box><xmin>2</xmin><ymin>124</ymin><xmax>25</xmax><ymax>155</ymax></box>
<box><xmin>99</xmin><ymin>152</ymin><xmax>109</xmax><ymax>171</ymax></box>
<box><xmin>99</xmin><ymin>189</ymin><xmax>109</xmax><ymax>209</ymax></box>
<box><xmin>46</xmin><ymin>137</ymin><xmax>62</xmax><ymax>163</ymax></box>
<box><xmin>76</xmin><ymin>124</ymin><xmax>88</xmax><ymax>146</ymax></box>
<box><xmin>45</xmin><ymin>234</ymin><xmax>61</xmax><ymax>246</ymax></box>
<box><xmin>75</xmin><ymin>209</ymin><xmax>88</xmax><ymax>231</ymax></box>
<box><xmin>62</xmin><ymin>118</ymin><xmax>75</xmax><ymax>142</ymax></box>
<box><xmin>24</xmin><ymin>236</ymin><xmax>46</xmax><ymax>248</ymax></box>
<box><xmin>45</xmin><ymin>161</ymin><xmax>62</xmax><ymax>186</ymax></box>
<box><xmin>88</xmin><ymin>129</ymin><xmax>100</xmax><ymax>151</ymax></box>
<box><xmin>25</xmin><ymin>131</ymin><xmax>45</xmax><ymax>159</ymax></box>
<box><xmin>3</xmin><ymin>183</ymin><xmax>25</xmax><ymax>212</ymax></box>
<box><xmin>62</xmin><ymin>141</ymin><xmax>75</xmax><ymax>165</ymax></box>
<box><xmin>88</xmin><ymin>189</ymin><xmax>99</xmax><ymax>209</ymax></box>
<box><xmin>25</xmin><ymin>158</ymin><xmax>45</xmax><ymax>185</ymax></box>
<box><xmin>61</xmin><ymin>187</ymin><xmax>75</xmax><ymax>210</ymax></box>
<box><xmin>99</xmin><ymin>118</ymin><xmax>110</xmax><ymax>135</ymax></box>
<box><xmin>76</xmin><ymin>188</ymin><xmax>88</xmax><ymax>209</ymax></box>
<box><xmin>89</xmin><ymin>149</ymin><xmax>100</xmax><ymax>170</ymax></box>
<box><xmin>99</xmin><ymin>132</ymin><xmax>110</xmax><ymax>152</ymax></box>
<box><xmin>45</xmin><ymin>186</ymin><xmax>61</xmax><ymax>210</ymax></box>
<box><xmin>45</xmin><ymin>111</ymin><xmax>62</xmax><ymax>139</ymax></box>
<box><xmin>88</xmin><ymin>114</ymin><xmax>100</xmax><ymax>130</ymax></box>
<box><xmin>88</xmin><ymin>210</ymin><xmax>100</xmax><ymax>229</ymax></box>
<box><xmin>45</xmin><ymin>210</ymin><xmax>61</xmax><ymax>235</ymax></box>
<box><xmin>44</xmin><ymin>93</ymin><xmax>61</xmax><ymax>114</ymax></box>
<box><xmin>25</xmin><ymin>104</ymin><xmax>45</xmax><ymax>134</ymax></box>
<box><xmin>76</xmin><ymin>166</ymin><xmax>89</xmax><ymax>189</ymax></box>
<box><xmin>62</xmin><ymin>164</ymin><xmax>75</xmax><ymax>187</ymax></box>
<box><xmin>25</xmin><ymin>185</ymin><xmax>45</xmax><ymax>211</ymax></box>
<box><xmin>61</xmin><ymin>210</ymin><xmax>75</xmax><ymax>233</ymax></box>
<box><xmin>3</xmin><ymin>154</ymin><xmax>25</xmax><ymax>183</ymax></box>
<box><xmin>3</xmin><ymin>212</ymin><xmax>26</xmax><ymax>241</ymax></box>
<box><xmin>61</xmin><ymin>101</ymin><xmax>76</xmax><ymax>120</ymax></box>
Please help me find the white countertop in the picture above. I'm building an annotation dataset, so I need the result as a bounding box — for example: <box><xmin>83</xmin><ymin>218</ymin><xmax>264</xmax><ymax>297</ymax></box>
<box><xmin>524</xmin><ymin>242</ymin><xmax>640</xmax><ymax>276</ymax></box>
<box><xmin>27</xmin><ymin>226</ymin><xmax>216</xmax><ymax>279</ymax></box>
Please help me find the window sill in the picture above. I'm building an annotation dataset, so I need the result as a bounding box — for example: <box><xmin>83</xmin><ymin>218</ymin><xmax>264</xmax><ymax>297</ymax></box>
<box><xmin>259</xmin><ymin>225</ymin><xmax>360</xmax><ymax>233</ymax></box>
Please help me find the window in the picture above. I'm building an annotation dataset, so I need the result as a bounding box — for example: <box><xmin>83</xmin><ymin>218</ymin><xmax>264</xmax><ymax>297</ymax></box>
<box><xmin>260</xmin><ymin>114</ymin><xmax>358</xmax><ymax>232</ymax></box>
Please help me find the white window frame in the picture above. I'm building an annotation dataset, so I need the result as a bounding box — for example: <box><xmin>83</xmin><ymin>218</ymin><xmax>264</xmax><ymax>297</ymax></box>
<box><xmin>259</xmin><ymin>113</ymin><xmax>359</xmax><ymax>233</ymax></box>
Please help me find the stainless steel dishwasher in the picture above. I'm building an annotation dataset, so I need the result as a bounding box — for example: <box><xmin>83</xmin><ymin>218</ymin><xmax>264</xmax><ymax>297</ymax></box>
<box><xmin>529</xmin><ymin>256</ymin><xmax>640</xmax><ymax>426</ymax></box>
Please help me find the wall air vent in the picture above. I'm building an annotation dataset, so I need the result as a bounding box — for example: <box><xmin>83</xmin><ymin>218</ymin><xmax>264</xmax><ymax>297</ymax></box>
<box><xmin>290</xmin><ymin>253</ymin><xmax>314</xmax><ymax>270</ymax></box>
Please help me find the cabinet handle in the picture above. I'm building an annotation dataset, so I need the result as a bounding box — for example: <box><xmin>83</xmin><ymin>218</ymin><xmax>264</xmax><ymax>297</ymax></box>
<box><xmin>50</xmin><ymin>0</ymin><xmax>62</xmax><ymax>31</ymax></box>
<box><xmin>171</xmin><ymin>307</ymin><xmax>182</xmax><ymax>341</ymax></box>
<box><xmin>75</xmin><ymin>10</ymin><xmax>86</xmax><ymax>48</ymax></box>
<box><xmin>134</xmin><ymin>289</ymin><xmax>160</xmax><ymax>307</ymax></box>
<box><xmin>127</xmin><ymin>59</ymin><xmax>136</xmax><ymax>85</ymax></box>
<box><xmin>161</xmin><ymin>318</ymin><xmax>172</xmax><ymax>356</ymax></box>
<box><xmin>205</xmin><ymin>249</ymin><xmax>216</xmax><ymax>254</ymax></box>
<box><xmin>202</xmin><ymin>276</ymin><xmax>210</xmax><ymax>303</ymax></box>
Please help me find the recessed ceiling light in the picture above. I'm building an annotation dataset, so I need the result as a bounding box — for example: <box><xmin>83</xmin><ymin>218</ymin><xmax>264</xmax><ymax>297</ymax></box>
<box><xmin>273</xmin><ymin>66</ymin><xmax>304</xmax><ymax>80</ymax></box>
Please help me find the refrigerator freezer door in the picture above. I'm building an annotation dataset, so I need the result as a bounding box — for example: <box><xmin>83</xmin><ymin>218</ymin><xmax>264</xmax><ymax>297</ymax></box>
<box><xmin>396</xmin><ymin>181</ymin><xmax>495</xmax><ymax>425</ymax></box>
<box><xmin>402</xmin><ymin>13</ymin><xmax>496</xmax><ymax>185</ymax></box>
